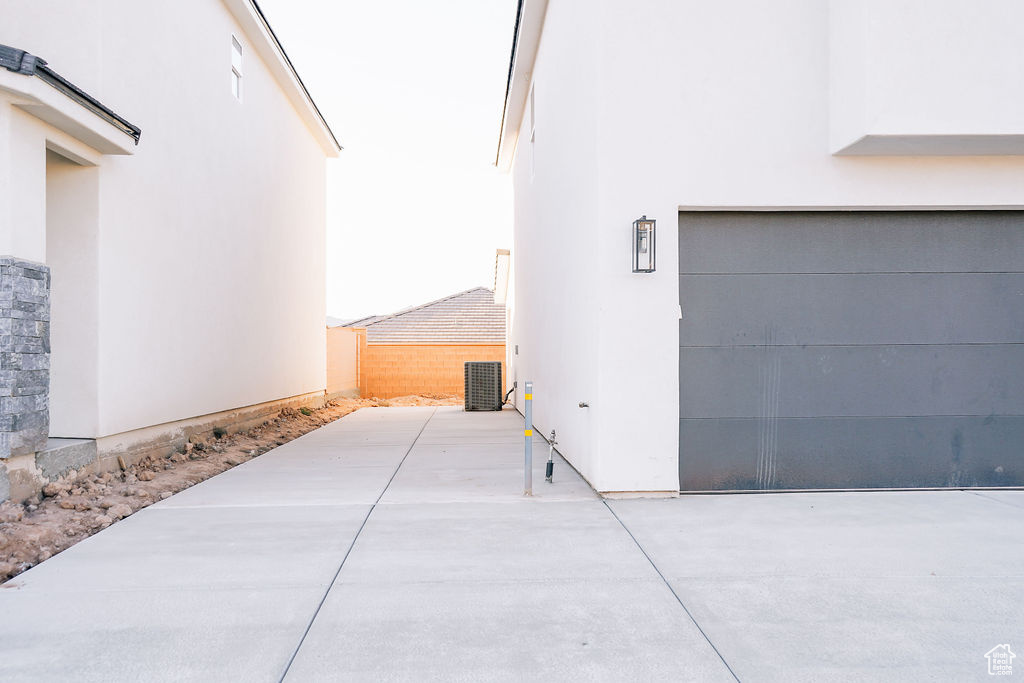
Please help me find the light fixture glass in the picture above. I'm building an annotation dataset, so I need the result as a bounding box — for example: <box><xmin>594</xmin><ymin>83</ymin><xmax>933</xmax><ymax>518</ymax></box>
<box><xmin>632</xmin><ymin>215</ymin><xmax>656</xmax><ymax>273</ymax></box>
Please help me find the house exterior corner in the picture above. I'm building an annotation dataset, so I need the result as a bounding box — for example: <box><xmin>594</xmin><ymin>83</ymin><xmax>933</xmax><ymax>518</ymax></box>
<box><xmin>500</xmin><ymin>0</ymin><xmax>1024</xmax><ymax>494</ymax></box>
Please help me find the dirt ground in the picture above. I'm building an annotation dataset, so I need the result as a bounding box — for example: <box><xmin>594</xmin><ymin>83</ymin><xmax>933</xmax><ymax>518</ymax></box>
<box><xmin>0</xmin><ymin>394</ymin><xmax>460</xmax><ymax>584</ymax></box>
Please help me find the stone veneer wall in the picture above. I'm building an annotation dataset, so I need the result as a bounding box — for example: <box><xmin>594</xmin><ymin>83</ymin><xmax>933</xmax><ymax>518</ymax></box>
<box><xmin>0</xmin><ymin>257</ymin><xmax>50</xmax><ymax>462</ymax></box>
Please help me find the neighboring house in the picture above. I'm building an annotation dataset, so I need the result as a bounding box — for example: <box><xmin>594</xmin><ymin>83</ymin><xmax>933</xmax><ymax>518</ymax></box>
<box><xmin>496</xmin><ymin>0</ymin><xmax>1024</xmax><ymax>494</ymax></box>
<box><xmin>341</xmin><ymin>287</ymin><xmax>506</xmax><ymax>399</ymax></box>
<box><xmin>0</xmin><ymin>0</ymin><xmax>340</xmax><ymax>503</ymax></box>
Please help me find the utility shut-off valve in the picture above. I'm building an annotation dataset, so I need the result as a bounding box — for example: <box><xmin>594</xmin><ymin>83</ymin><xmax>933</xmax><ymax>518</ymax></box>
<box><xmin>545</xmin><ymin>430</ymin><xmax>557</xmax><ymax>483</ymax></box>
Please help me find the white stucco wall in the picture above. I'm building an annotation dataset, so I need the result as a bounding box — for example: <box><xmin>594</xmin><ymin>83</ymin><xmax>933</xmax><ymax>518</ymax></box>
<box><xmin>46</xmin><ymin>150</ymin><xmax>100</xmax><ymax>438</ymax></box>
<box><xmin>2</xmin><ymin>0</ymin><xmax>332</xmax><ymax>438</ymax></box>
<box><xmin>5</xmin><ymin>111</ymin><xmax>48</xmax><ymax>262</ymax></box>
<box><xmin>506</xmin><ymin>0</ymin><xmax>1024</xmax><ymax>492</ymax></box>
<box><xmin>508</xmin><ymin>0</ymin><xmax>606</xmax><ymax>489</ymax></box>
<box><xmin>830</xmin><ymin>0</ymin><xmax>1024</xmax><ymax>154</ymax></box>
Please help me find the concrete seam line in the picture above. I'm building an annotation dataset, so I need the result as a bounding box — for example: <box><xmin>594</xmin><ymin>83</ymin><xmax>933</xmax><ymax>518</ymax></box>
<box><xmin>968</xmin><ymin>490</ymin><xmax>1024</xmax><ymax>510</ymax></box>
<box><xmin>601</xmin><ymin>500</ymin><xmax>742</xmax><ymax>683</ymax></box>
<box><xmin>277</xmin><ymin>407</ymin><xmax>437</xmax><ymax>682</ymax></box>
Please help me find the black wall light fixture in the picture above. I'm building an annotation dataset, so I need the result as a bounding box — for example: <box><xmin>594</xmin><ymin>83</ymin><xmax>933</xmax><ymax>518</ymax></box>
<box><xmin>632</xmin><ymin>215</ymin><xmax>655</xmax><ymax>273</ymax></box>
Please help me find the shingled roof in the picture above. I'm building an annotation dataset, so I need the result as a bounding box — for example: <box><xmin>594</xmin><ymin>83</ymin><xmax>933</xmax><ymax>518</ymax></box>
<box><xmin>339</xmin><ymin>314</ymin><xmax>389</xmax><ymax>328</ymax></box>
<box><xmin>358</xmin><ymin>287</ymin><xmax>506</xmax><ymax>344</ymax></box>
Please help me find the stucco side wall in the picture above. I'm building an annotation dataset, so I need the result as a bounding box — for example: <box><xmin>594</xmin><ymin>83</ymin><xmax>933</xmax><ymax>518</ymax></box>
<box><xmin>509</xmin><ymin>0</ymin><xmax>1024</xmax><ymax>493</ymax></box>
<box><xmin>32</xmin><ymin>2</ymin><xmax>324</xmax><ymax>439</ymax></box>
<box><xmin>2</xmin><ymin>0</ymin><xmax>330</xmax><ymax>439</ymax></box>
<box><xmin>587</xmin><ymin>0</ymin><xmax>683</xmax><ymax>493</ymax></box>
<box><xmin>90</xmin><ymin>0</ymin><xmax>326</xmax><ymax>437</ymax></box>
<box><xmin>0</xmin><ymin>106</ymin><xmax>51</xmax><ymax>262</ymax></box>
<box><xmin>359</xmin><ymin>343</ymin><xmax>505</xmax><ymax>399</ymax></box>
<box><xmin>0</xmin><ymin>2</ymin><xmax>103</xmax><ymax>94</ymax></box>
<box><xmin>507</xmin><ymin>0</ymin><xmax>605</xmax><ymax>489</ymax></box>
<box><xmin>651</xmin><ymin>0</ymin><xmax>1024</xmax><ymax>207</ymax></box>
<box><xmin>590</xmin><ymin>0</ymin><xmax>1024</xmax><ymax>491</ymax></box>
<box><xmin>46</xmin><ymin>151</ymin><xmax>100</xmax><ymax>438</ymax></box>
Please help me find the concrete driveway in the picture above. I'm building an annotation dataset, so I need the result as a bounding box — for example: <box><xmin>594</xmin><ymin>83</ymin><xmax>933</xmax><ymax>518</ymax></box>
<box><xmin>0</xmin><ymin>406</ymin><xmax>1021</xmax><ymax>681</ymax></box>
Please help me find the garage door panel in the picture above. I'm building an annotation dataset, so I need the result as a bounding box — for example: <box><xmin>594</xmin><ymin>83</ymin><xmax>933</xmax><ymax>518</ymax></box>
<box><xmin>679</xmin><ymin>416</ymin><xmax>1024</xmax><ymax>490</ymax></box>
<box><xmin>678</xmin><ymin>210</ymin><xmax>1024</xmax><ymax>491</ymax></box>
<box><xmin>679</xmin><ymin>273</ymin><xmax>1024</xmax><ymax>347</ymax></box>
<box><xmin>679</xmin><ymin>211</ymin><xmax>1024</xmax><ymax>275</ymax></box>
<box><xmin>680</xmin><ymin>345</ymin><xmax>1024</xmax><ymax>419</ymax></box>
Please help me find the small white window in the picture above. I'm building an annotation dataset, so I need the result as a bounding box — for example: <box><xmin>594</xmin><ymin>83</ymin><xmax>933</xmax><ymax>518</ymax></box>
<box><xmin>231</xmin><ymin>36</ymin><xmax>243</xmax><ymax>100</ymax></box>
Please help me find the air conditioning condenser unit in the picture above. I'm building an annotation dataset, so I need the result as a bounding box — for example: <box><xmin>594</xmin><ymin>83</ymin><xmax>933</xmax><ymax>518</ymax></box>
<box><xmin>464</xmin><ymin>361</ymin><xmax>502</xmax><ymax>411</ymax></box>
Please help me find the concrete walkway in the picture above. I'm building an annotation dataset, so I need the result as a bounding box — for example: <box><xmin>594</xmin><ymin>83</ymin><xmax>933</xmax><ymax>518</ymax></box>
<box><xmin>1</xmin><ymin>407</ymin><xmax>1022</xmax><ymax>681</ymax></box>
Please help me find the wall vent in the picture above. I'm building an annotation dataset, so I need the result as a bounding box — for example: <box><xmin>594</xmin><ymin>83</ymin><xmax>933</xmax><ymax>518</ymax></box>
<box><xmin>464</xmin><ymin>361</ymin><xmax>502</xmax><ymax>411</ymax></box>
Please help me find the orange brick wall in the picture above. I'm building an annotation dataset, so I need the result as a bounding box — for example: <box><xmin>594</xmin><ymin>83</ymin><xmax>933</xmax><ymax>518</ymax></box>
<box><xmin>358</xmin><ymin>342</ymin><xmax>505</xmax><ymax>399</ymax></box>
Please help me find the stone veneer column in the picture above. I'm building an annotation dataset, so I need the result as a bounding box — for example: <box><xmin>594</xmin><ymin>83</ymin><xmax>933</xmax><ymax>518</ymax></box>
<box><xmin>0</xmin><ymin>257</ymin><xmax>50</xmax><ymax>460</ymax></box>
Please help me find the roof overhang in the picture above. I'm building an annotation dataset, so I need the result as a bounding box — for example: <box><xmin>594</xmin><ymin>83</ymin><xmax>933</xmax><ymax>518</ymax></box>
<box><xmin>494</xmin><ymin>0</ymin><xmax>548</xmax><ymax>172</ymax></box>
<box><xmin>223</xmin><ymin>0</ymin><xmax>342</xmax><ymax>157</ymax></box>
<box><xmin>0</xmin><ymin>68</ymin><xmax>137</xmax><ymax>156</ymax></box>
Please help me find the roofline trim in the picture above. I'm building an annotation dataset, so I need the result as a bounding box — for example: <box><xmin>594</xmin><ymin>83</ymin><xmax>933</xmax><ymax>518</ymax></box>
<box><xmin>494</xmin><ymin>0</ymin><xmax>524</xmax><ymax>168</ymax></box>
<box><xmin>0</xmin><ymin>43</ymin><xmax>141</xmax><ymax>144</ymax></box>
<box><xmin>248</xmin><ymin>0</ymin><xmax>342</xmax><ymax>152</ymax></box>
<box><xmin>494</xmin><ymin>0</ymin><xmax>547</xmax><ymax>172</ymax></box>
<box><xmin>224</xmin><ymin>0</ymin><xmax>342</xmax><ymax>156</ymax></box>
<box><xmin>35</xmin><ymin>64</ymin><xmax>141</xmax><ymax>143</ymax></box>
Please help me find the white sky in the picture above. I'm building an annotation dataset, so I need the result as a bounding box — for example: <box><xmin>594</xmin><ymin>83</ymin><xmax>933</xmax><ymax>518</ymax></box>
<box><xmin>257</xmin><ymin>0</ymin><xmax>518</xmax><ymax>322</ymax></box>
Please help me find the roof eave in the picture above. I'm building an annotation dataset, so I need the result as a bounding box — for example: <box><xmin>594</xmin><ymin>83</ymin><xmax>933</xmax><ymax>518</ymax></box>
<box><xmin>0</xmin><ymin>43</ymin><xmax>141</xmax><ymax>152</ymax></box>
<box><xmin>495</xmin><ymin>0</ymin><xmax>548</xmax><ymax>172</ymax></box>
<box><xmin>223</xmin><ymin>0</ymin><xmax>342</xmax><ymax>157</ymax></box>
<box><xmin>0</xmin><ymin>72</ymin><xmax>138</xmax><ymax>156</ymax></box>
<box><xmin>35</xmin><ymin>64</ymin><xmax>141</xmax><ymax>143</ymax></box>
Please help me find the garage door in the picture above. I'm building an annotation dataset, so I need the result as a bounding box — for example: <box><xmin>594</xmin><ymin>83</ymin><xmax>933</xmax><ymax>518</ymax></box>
<box><xmin>678</xmin><ymin>211</ymin><xmax>1024</xmax><ymax>491</ymax></box>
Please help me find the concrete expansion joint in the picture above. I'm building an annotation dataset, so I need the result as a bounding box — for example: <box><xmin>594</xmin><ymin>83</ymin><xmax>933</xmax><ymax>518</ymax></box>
<box><xmin>277</xmin><ymin>407</ymin><xmax>437</xmax><ymax>682</ymax></box>
<box><xmin>602</xmin><ymin>499</ymin><xmax>741</xmax><ymax>682</ymax></box>
<box><xmin>970</xmin><ymin>490</ymin><xmax>1024</xmax><ymax>510</ymax></box>
<box><xmin>601</xmin><ymin>491</ymin><xmax>680</xmax><ymax>500</ymax></box>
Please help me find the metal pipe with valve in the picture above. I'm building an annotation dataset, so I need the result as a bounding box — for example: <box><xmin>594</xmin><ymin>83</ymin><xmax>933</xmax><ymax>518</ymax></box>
<box><xmin>545</xmin><ymin>429</ymin><xmax>557</xmax><ymax>483</ymax></box>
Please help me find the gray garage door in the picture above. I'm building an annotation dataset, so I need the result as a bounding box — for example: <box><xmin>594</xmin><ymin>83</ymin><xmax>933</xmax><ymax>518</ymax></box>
<box><xmin>678</xmin><ymin>211</ymin><xmax>1024</xmax><ymax>491</ymax></box>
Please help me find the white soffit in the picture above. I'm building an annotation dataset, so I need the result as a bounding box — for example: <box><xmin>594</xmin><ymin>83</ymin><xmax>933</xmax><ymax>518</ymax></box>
<box><xmin>222</xmin><ymin>0</ymin><xmax>342</xmax><ymax>157</ymax></box>
<box><xmin>834</xmin><ymin>134</ymin><xmax>1024</xmax><ymax>156</ymax></box>
<box><xmin>495</xmin><ymin>0</ymin><xmax>548</xmax><ymax>171</ymax></box>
